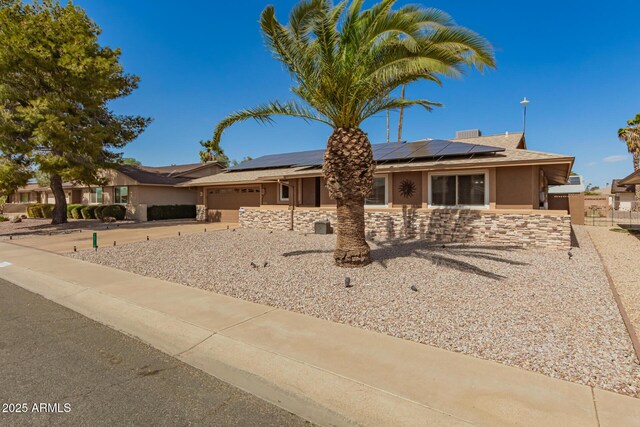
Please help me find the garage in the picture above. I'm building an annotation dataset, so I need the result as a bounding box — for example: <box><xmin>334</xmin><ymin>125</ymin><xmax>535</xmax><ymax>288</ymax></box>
<box><xmin>206</xmin><ymin>186</ymin><xmax>261</xmax><ymax>222</ymax></box>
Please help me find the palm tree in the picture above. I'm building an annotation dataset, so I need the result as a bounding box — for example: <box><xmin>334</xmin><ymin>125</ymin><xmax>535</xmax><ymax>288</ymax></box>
<box><xmin>213</xmin><ymin>0</ymin><xmax>495</xmax><ymax>267</ymax></box>
<box><xmin>618</xmin><ymin>113</ymin><xmax>640</xmax><ymax>202</ymax></box>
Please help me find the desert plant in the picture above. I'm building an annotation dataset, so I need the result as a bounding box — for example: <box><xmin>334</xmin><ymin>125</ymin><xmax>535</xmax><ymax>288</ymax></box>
<box><xmin>618</xmin><ymin>113</ymin><xmax>640</xmax><ymax>201</ymax></box>
<box><xmin>211</xmin><ymin>0</ymin><xmax>494</xmax><ymax>266</ymax></box>
<box><xmin>0</xmin><ymin>215</ymin><xmax>8</xmax><ymax>222</ymax></box>
<box><xmin>101</xmin><ymin>204</ymin><xmax>126</xmax><ymax>221</ymax></box>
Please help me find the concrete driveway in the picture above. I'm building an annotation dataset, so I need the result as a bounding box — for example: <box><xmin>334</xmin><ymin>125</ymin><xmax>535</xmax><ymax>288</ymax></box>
<box><xmin>7</xmin><ymin>222</ymin><xmax>237</xmax><ymax>253</ymax></box>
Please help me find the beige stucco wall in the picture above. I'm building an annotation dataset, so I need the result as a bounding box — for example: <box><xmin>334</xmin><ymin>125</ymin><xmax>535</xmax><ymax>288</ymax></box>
<box><xmin>495</xmin><ymin>166</ymin><xmax>538</xmax><ymax>209</ymax></box>
<box><xmin>300</xmin><ymin>177</ymin><xmax>317</xmax><ymax>207</ymax></box>
<box><xmin>131</xmin><ymin>186</ymin><xmax>197</xmax><ymax>206</ymax></box>
<box><xmin>391</xmin><ymin>171</ymin><xmax>422</xmax><ymax>207</ymax></box>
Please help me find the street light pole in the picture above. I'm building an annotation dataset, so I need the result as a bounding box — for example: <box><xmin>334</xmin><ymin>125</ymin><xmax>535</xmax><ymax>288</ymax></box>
<box><xmin>520</xmin><ymin>97</ymin><xmax>530</xmax><ymax>135</ymax></box>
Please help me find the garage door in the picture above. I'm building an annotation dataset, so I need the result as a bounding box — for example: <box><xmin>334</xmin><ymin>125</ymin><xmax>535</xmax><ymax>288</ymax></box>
<box><xmin>207</xmin><ymin>186</ymin><xmax>261</xmax><ymax>222</ymax></box>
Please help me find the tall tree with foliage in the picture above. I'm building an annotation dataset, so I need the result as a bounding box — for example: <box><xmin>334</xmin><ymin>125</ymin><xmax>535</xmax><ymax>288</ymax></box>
<box><xmin>213</xmin><ymin>0</ymin><xmax>494</xmax><ymax>266</ymax></box>
<box><xmin>618</xmin><ymin>113</ymin><xmax>640</xmax><ymax>202</ymax></box>
<box><xmin>199</xmin><ymin>139</ymin><xmax>230</xmax><ymax>166</ymax></box>
<box><xmin>0</xmin><ymin>0</ymin><xmax>150</xmax><ymax>224</ymax></box>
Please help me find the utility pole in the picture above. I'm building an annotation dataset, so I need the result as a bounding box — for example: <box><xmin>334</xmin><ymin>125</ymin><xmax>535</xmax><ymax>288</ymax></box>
<box><xmin>520</xmin><ymin>97</ymin><xmax>530</xmax><ymax>134</ymax></box>
<box><xmin>397</xmin><ymin>85</ymin><xmax>406</xmax><ymax>142</ymax></box>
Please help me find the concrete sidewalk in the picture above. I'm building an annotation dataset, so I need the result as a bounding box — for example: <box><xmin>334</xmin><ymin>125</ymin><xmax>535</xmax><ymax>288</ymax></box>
<box><xmin>1</xmin><ymin>241</ymin><xmax>639</xmax><ymax>426</ymax></box>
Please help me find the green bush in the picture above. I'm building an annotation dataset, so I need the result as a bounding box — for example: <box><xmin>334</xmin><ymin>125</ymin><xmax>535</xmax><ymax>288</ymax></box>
<box><xmin>81</xmin><ymin>205</ymin><xmax>98</xmax><ymax>219</ymax></box>
<box><xmin>67</xmin><ymin>204</ymin><xmax>83</xmax><ymax>217</ymax></box>
<box><xmin>70</xmin><ymin>206</ymin><xmax>83</xmax><ymax>219</ymax></box>
<box><xmin>26</xmin><ymin>204</ymin><xmax>54</xmax><ymax>219</ymax></box>
<box><xmin>0</xmin><ymin>215</ymin><xmax>8</xmax><ymax>222</ymax></box>
<box><xmin>101</xmin><ymin>204</ymin><xmax>126</xmax><ymax>221</ymax></box>
<box><xmin>147</xmin><ymin>205</ymin><xmax>196</xmax><ymax>221</ymax></box>
<box><xmin>94</xmin><ymin>205</ymin><xmax>107</xmax><ymax>220</ymax></box>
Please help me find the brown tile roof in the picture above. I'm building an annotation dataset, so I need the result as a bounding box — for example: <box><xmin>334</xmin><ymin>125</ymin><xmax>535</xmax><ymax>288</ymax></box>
<box><xmin>116</xmin><ymin>165</ymin><xmax>192</xmax><ymax>185</ymax></box>
<box><xmin>177</xmin><ymin>167</ymin><xmax>309</xmax><ymax>186</ymax></box>
<box><xmin>139</xmin><ymin>161</ymin><xmax>223</xmax><ymax>176</ymax></box>
<box><xmin>450</xmin><ymin>132</ymin><xmax>525</xmax><ymax>150</ymax></box>
<box><xmin>611</xmin><ymin>179</ymin><xmax>636</xmax><ymax>193</ymax></box>
<box><xmin>619</xmin><ymin>170</ymin><xmax>640</xmax><ymax>186</ymax></box>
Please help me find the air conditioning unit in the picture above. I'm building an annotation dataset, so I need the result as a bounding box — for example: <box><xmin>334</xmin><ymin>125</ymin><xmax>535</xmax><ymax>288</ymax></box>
<box><xmin>455</xmin><ymin>129</ymin><xmax>482</xmax><ymax>139</ymax></box>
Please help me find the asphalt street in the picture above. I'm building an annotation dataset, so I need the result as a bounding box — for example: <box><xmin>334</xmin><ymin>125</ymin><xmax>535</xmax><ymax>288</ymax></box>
<box><xmin>0</xmin><ymin>278</ymin><xmax>311</xmax><ymax>426</ymax></box>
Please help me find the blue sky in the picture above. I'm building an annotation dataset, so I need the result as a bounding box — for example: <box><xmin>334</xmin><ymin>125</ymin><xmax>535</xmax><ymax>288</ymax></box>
<box><xmin>77</xmin><ymin>0</ymin><xmax>640</xmax><ymax>187</ymax></box>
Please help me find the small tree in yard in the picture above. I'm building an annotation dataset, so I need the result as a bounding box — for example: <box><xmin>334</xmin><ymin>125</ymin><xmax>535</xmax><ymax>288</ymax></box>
<box><xmin>212</xmin><ymin>0</ymin><xmax>494</xmax><ymax>266</ymax></box>
<box><xmin>618</xmin><ymin>113</ymin><xmax>640</xmax><ymax>203</ymax></box>
<box><xmin>0</xmin><ymin>0</ymin><xmax>150</xmax><ymax>224</ymax></box>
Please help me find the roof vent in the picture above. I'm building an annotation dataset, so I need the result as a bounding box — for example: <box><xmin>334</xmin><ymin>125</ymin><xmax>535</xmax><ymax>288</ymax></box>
<box><xmin>455</xmin><ymin>129</ymin><xmax>482</xmax><ymax>139</ymax></box>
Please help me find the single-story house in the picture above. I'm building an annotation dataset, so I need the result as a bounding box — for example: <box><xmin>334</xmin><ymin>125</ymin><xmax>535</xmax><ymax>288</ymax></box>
<box><xmin>546</xmin><ymin>175</ymin><xmax>586</xmax><ymax>221</ymax></box>
<box><xmin>610</xmin><ymin>178</ymin><xmax>637</xmax><ymax>211</ymax></box>
<box><xmin>178</xmin><ymin>130</ymin><xmax>575</xmax><ymax>249</ymax></box>
<box><xmin>5</xmin><ymin>162</ymin><xmax>224</xmax><ymax>219</ymax></box>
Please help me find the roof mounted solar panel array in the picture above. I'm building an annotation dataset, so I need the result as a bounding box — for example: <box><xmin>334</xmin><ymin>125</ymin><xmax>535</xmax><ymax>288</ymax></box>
<box><xmin>227</xmin><ymin>139</ymin><xmax>505</xmax><ymax>171</ymax></box>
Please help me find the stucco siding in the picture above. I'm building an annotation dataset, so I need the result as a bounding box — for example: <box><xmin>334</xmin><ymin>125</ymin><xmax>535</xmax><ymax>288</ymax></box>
<box><xmin>496</xmin><ymin>166</ymin><xmax>536</xmax><ymax>209</ymax></box>
<box><xmin>132</xmin><ymin>186</ymin><xmax>197</xmax><ymax>206</ymax></box>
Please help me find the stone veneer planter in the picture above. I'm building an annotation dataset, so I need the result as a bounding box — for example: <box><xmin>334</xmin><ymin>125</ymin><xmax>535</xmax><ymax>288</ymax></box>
<box><xmin>239</xmin><ymin>207</ymin><xmax>571</xmax><ymax>249</ymax></box>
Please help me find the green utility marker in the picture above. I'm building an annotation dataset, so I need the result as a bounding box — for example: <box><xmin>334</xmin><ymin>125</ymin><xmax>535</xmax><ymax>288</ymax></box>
<box><xmin>92</xmin><ymin>232</ymin><xmax>98</xmax><ymax>250</ymax></box>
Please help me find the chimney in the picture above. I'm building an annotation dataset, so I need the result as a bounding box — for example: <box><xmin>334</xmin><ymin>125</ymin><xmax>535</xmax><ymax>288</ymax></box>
<box><xmin>455</xmin><ymin>129</ymin><xmax>482</xmax><ymax>139</ymax></box>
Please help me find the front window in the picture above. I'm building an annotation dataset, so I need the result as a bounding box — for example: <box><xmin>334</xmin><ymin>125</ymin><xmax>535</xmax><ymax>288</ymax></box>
<box><xmin>114</xmin><ymin>186</ymin><xmax>128</xmax><ymax>204</ymax></box>
<box><xmin>430</xmin><ymin>173</ymin><xmax>487</xmax><ymax>207</ymax></box>
<box><xmin>89</xmin><ymin>187</ymin><xmax>103</xmax><ymax>204</ymax></box>
<box><xmin>365</xmin><ymin>177</ymin><xmax>388</xmax><ymax>206</ymax></box>
<box><xmin>279</xmin><ymin>183</ymin><xmax>290</xmax><ymax>202</ymax></box>
<box><xmin>20</xmin><ymin>193</ymin><xmax>29</xmax><ymax>203</ymax></box>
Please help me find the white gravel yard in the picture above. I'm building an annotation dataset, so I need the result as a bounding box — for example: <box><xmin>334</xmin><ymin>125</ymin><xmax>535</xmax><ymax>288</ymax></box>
<box><xmin>69</xmin><ymin>225</ymin><xmax>640</xmax><ymax>397</ymax></box>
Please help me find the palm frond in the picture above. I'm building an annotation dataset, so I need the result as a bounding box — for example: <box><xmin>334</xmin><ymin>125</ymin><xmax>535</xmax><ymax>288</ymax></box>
<box><xmin>213</xmin><ymin>101</ymin><xmax>331</xmax><ymax>145</ymax></box>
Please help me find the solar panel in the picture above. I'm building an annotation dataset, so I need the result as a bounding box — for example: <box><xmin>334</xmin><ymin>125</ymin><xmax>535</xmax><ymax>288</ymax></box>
<box><xmin>226</xmin><ymin>139</ymin><xmax>505</xmax><ymax>171</ymax></box>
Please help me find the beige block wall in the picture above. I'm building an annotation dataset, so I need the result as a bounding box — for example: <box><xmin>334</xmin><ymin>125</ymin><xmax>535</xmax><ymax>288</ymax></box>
<box><xmin>131</xmin><ymin>186</ymin><xmax>197</xmax><ymax>206</ymax></box>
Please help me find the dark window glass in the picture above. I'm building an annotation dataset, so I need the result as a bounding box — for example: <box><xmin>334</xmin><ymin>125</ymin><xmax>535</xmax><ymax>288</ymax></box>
<box><xmin>280</xmin><ymin>184</ymin><xmax>289</xmax><ymax>200</ymax></box>
<box><xmin>365</xmin><ymin>177</ymin><xmax>387</xmax><ymax>205</ymax></box>
<box><xmin>115</xmin><ymin>186</ymin><xmax>128</xmax><ymax>204</ymax></box>
<box><xmin>457</xmin><ymin>174</ymin><xmax>485</xmax><ymax>205</ymax></box>
<box><xmin>431</xmin><ymin>176</ymin><xmax>456</xmax><ymax>206</ymax></box>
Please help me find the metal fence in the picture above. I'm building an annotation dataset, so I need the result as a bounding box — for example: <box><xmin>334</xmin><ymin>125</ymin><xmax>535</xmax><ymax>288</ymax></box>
<box><xmin>584</xmin><ymin>207</ymin><xmax>640</xmax><ymax>227</ymax></box>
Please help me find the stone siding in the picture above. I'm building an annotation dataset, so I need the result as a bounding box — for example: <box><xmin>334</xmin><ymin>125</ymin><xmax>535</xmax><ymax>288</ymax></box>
<box><xmin>239</xmin><ymin>207</ymin><xmax>571</xmax><ymax>249</ymax></box>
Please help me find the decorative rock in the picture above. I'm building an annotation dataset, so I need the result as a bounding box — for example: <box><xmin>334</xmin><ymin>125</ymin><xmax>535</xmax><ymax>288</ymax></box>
<box><xmin>10</xmin><ymin>216</ymin><xmax>22</xmax><ymax>223</ymax></box>
<box><xmin>102</xmin><ymin>216</ymin><xmax>116</xmax><ymax>223</ymax></box>
<box><xmin>410</xmin><ymin>284</ymin><xmax>418</xmax><ymax>292</ymax></box>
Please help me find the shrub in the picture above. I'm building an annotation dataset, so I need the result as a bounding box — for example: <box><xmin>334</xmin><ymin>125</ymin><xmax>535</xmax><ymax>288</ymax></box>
<box><xmin>71</xmin><ymin>206</ymin><xmax>84</xmax><ymax>219</ymax></box>
<box><xmin>0</xmin><ymin>215</ymin><xmax>8</xmax><ymax>222</ymax></box>
<box><xmin>67</xmin><ymin>204</ymin><xmax>83</xmax><ymax>217</ymax></box>
<box><xmin>26</xmin><ymin>204</ymin><xmax>54</xmax><ymax>219</ymax></box>
<box><xmin>94</xmin><ymin>205</ymin><xmax>107</xmax><ymax>220</ymax></box>
<box><xmin>40</xmin><ymin>204</ymin><xmax>54</xmax><ymax>218</ymax></box>
<box><xmin>101</xmin><ymin>204</ymin><xmax>126</xmax><ymax>221</ymax></box>
<box><xmin>147</xmin><ymin>205</ymin><xmax>196</xmax><ymax>221</ymax></box>
<box><xmin>81</xmin><ymin>205</ymin><xmax>98</xmax><ymax>219</ymax></box>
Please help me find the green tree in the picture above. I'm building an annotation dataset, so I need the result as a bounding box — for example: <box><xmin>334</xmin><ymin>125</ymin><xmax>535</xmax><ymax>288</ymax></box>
<box><xmin>121</xmin><ymin>157</ymin><xmax>142</xmax><ymax>166</ymax></box>
<box><xmin>212</xmin><ymin>0</ymin><xmax>494</xmax><ymax>266</ymax></box>
<box><xmin>618</xmin><ymin>113</ymin><xmax>640</xmax><ymax>202</ymax></box>
<box><xmin>199</xmin><ymin>139</ymin><xmax>230</xmax><ymax>167</ymax></box>
<box><xmin>231</xmin><ymin>156</ymin><xmax>253</xmax><ymax>167</ymax></box>
<box><xmin>0</xmin><ymin>0</ymin><xmax>150</xmax><ymax>224</ymax></box>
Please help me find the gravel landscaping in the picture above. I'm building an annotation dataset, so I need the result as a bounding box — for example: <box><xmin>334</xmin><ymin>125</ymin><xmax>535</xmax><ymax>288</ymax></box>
<box><xmin>69</xmin><ymin>225</ymin><xmax>640</xmax><ymax>397</ymax></box>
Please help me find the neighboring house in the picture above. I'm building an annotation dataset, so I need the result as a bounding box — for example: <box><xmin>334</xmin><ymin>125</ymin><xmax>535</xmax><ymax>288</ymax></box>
<box><xmin>547</xmin><ymin>175</ymin><xmax>586</xmax><ymax>213</ymax></box>
<box><xmin>5</xmin><ymin>162</ymin><xmax>224</xmax><ymax>218</ymax></box>
<box><xmin>610</xmin><ymin>178</ymin><xmax>637</xmax><ymax>211</ymax></box>
<box><xmin>178</xmin><ymin>130</ymin><xmax>575</xmax><ymax>249</ymax></box>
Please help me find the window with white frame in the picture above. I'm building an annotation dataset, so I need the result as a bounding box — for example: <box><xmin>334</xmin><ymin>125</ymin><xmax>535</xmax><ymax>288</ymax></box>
<box><xmin>430</xmin><ymin>172</ymin><xmax>487</xmax><ymax>207</ymax></box>
<box><xmin>365</xmin><ymin>176</ymin><xmax>387</xmax><ymax>206</ymax></box>
<box><xmin>114</xmin><ymin>186</ymin><xmax>128</xmax><ymax>204</ymax></box>
<box><xmin>279</xmin><ymin>183</ymin><xmax>290</xmax><ymax>202</ymax></box>
<box><xmin>89</xmin><ymin>187</ymin><xmax>103</xmax><ymax>204</ymax></box>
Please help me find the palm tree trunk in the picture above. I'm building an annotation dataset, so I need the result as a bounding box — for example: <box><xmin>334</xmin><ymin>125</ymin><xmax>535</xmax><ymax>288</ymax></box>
<box><xmin>50</xmin><ymin>174</ymin><xmax>68</xmax><ymax>225</ymax></box>
<box><xmin>635</xmin><ymin>152</ymin><xmax>640</xmax><ymax>209</ymax></box>
<box><xmin>323</xmin><ymin>127</ymin><xmax>375</xmax><ymax>267</ymax></box>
